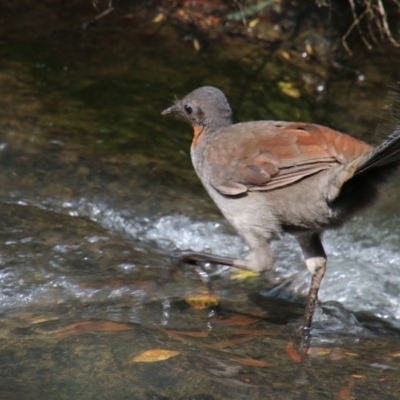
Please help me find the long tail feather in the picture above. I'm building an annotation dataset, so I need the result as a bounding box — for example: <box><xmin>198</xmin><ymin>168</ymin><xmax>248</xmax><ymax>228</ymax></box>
<box><xmin>355</xmin><ymin>127</ymin><xmax>400</xmax><ymax>175</ymax></box>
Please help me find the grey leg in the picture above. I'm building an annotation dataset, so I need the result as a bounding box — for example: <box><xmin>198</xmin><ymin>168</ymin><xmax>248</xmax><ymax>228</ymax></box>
<box><xmin>295</xmin><ymin>233</ymin><xmax>327</xmax><ymax>332</ymax></box>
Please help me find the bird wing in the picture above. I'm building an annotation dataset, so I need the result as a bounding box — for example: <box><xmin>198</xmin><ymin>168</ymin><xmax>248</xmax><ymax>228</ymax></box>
<box><xmin>203</xmin><ymin>121</ymin><xmax>373</xmax><ymax>195</ymax></box>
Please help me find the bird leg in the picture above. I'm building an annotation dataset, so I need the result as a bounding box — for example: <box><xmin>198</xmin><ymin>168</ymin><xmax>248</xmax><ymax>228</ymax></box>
<box><xmin>295</xmin><ymin>233</ymin><xmax>327</xmax><ymax>333</ymax></box>
<box><xmin>159</xmin><ymin>250</ymin><xmax>244</xmax><ymax>285</ymax></box>
<box><xmin>173</xmin><ymin>251</ymin><xmax>238</xmax><ymax>267</ymax></box>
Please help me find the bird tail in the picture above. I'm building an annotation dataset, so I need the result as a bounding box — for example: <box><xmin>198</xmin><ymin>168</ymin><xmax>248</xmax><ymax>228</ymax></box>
<box><xmin>324</xmin><ymin>126</ymin><xmax>400</xmax><ymax>203</ymax></box>
<box><xmin>354</xmin><ymin>127</ymin><xmax>400</xmax><ymax>175</ymax></box>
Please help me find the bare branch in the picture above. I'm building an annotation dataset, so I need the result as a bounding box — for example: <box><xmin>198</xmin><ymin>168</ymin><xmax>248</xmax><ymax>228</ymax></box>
<box><xmin>342</xmin><ymin>2</ymin><xmax>372</xmax><ymax>55</ymax></box>
<box><xmin>376</xmin><ymin>0</ymin><xmax>400</xmax><ymax>46</ymax></box>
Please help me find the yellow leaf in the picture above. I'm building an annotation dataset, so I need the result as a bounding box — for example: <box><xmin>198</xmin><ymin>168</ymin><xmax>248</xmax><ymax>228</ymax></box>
<box><xmin>307</xmin><ymin>347</ymin><xmax>332</xmax><ymax>356</ymax></box>
<box><xmin>325</xmin><ymin>348</ymin><xmax>358</xmax><ymax>361</ymax></box>
<box><xmin>278</xmin><ymin>82</ymin><xmax>301</xmax><ymax>98</ymax></box>
<box><xmin>248</xmin><ymin>18</ymin><xmax>259</xmax><ymax>28</ymax></box>
<box><xmin>279</xmin><ymin>50</ymin><xmax>291</xmax><ymax>60</ymax></box>
<box><xmin>193</xmin><ymin>38</ymin><xmax>201</xmax><ymax>52</ymax></box>
<box><xmin>31</xmin><ymin>316</ymin><xmax>59</xmax><ymax>325</ymax></box>
<box><xmin>152</xmin><ymin>13</ymin><xmax>165</xmax><ymax>23</ymax></box>
<box><xmin>185</xmin><ymin>294</ymin><xmax>220</xmax><ymax>309</ymax></box>
<box><xmin>230</xmin><ymin>270</ymin><xmax>260</xmax><ymax>280</ymax></box>
<box><xmin>351</xmin><ymin>374</ymin><xmax>366</xmax><ymax>379</ymax></box>
<box><xmin>128</xmin><ymin>349</ymin><xmax>179</xmax><ymax>363</ymax></box>
<box><xmin>305</xmin><ymin>43</ymin><xmax>313</xmax><ymax>55</ymax></box>
<box><xmin>343</xmin><ymin>351</ymin><xmax>359</xmax><ymax>357</ymax></box>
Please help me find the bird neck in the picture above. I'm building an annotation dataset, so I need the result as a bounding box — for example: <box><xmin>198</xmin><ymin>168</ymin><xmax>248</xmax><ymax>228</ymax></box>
<box><xmin>191</xmin><ymin>115</ymin><xmax>232</xmax><ymax>149</ymax></box>
<box><xmin>205</xmin><ymin>112</ymin><xmax>233</xmax><ymax>135</ymax></box>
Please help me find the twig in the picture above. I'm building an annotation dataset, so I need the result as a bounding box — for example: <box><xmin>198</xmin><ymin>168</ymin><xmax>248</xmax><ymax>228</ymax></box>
<box><xmin>376</xmin><ymin>0</ymin><xmax>400</xmax><ymax>46</ymax></box>
<box><xmin>342</xmin><ymin>3</ymin><xmax>371</xmax><ymax>55</ymax></box>
<box><xmin>227</xmin><ymin>0</ymin><xmax>274</xmax><ymax>23</ymax></box>
<box><xmin>365</xmin><ymin>4</ymin><xmax>379</xmax><ymax>45</ymax></box>
<box><xmin>81</xmin><ymin>1</ymin><xmax>114</xmax><ymax>33</ymax></box>
<box><xmin>232</xmin><ymin>0</ymin><xmax>247</xmax><ymax>27</ymax></box>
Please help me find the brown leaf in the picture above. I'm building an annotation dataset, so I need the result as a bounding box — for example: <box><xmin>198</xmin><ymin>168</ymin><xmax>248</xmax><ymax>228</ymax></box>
<box><xmin>128</xmin><ymin>349</ymin><xmax>179</xmax><ymax>363</ymax></box>
<box><xmin>207</xmin><ymin>336</ymin><xmax>254</xmax><ymax>349</ymax></box>
<box><xmin>158</xmin><ymin>328</ymin><xmax>209</xmax><ymax>344</ymax></box>
<box><xmin>388</xmin><ymin>351</ymin><xmax>400</xmax><ymax>357</ymax></box>
<box><xmin>230</xmin><ymin>357</ymin><xmax>271</xmax><ymax>368</ymax></box>
<box><xmin>286</xmin><ymin>340</ymin><xmax>302</xmax><ymax>363</ymax></box>
<box><xmin>158</xmin><ymin>328</ymin><xmax>189</xmax><ymax>343</ymax></box>
<box><xmin>339</xmin><ymin>378</ymin><xmax>355</xmax><ymax>400</ymax></box>
<box><xmin>214</xmin><ymin>315</ymin><xmax>260</xmax><ymax>326</ymax></box>
<box><xmin>232</xmin><ymin>329</ymin><xmax>271</xmax><ymax>336</ymax></box>
<box><xmin>56</xmin><ymin>321</ymin><xmax>133</xmax><ymax>338</ymax></box>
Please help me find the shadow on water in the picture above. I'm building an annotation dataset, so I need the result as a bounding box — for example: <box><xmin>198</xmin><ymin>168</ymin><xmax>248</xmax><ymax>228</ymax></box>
<box><xmin>1</xmin><ymin>0</ymin><xmax>400</xmax><ymax>398</ymax></box>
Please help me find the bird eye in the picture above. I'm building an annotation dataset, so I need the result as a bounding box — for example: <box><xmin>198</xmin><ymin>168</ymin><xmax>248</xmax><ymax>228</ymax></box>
<box><xmin>184</xmin><ymin>104</ymin><xmax>193</xmax><ymax>115</ymax></box>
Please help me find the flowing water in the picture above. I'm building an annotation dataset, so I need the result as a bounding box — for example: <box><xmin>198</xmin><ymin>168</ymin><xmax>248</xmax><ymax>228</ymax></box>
<box><xmin>1</xmin><ymin>1</ymin><xmax>400</xmax><ymax>399</ymax></box>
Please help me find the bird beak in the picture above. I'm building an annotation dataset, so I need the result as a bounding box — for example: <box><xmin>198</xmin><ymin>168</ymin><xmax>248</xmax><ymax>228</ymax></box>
<box><xmin>161</xmin><ymin>105</ymin><xmax>179</xmax><ymax>116</ymax></box>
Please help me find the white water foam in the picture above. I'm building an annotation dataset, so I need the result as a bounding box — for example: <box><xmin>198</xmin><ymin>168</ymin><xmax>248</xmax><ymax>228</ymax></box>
<box><xmin>94</xmin><ymin>209</ymin><xmax>400</xmax><ymax>326</ymax></box>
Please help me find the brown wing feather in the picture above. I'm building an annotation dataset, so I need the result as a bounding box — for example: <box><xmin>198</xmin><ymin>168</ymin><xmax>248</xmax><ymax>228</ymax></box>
<box><xmin>204</xmin><ymin>121</ymin><xmax>373</xmax><ymax>195</ymax></box>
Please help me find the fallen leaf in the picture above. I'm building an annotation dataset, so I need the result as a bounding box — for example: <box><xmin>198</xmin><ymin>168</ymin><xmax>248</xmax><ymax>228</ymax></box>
<box><xmin>214</xmin><ymin>315</ymin><xmax>260</xmax><ymax>326</ymax></box>
<box><xmin>351</xmin><ymin>374</ymin><xmax>365</xmax><ymax>379</ymax></box>
<box><xmin>152</xmin><ymin>13</ymin><xmax>165</xmax><ymax>23</ymax></box>
<box><xmin>305</xmin><ymin>43</ymin><xmax>313</xmax><ymax>54</ymax></box>
<box><xmin>306</xmin><ymin>347</ymin><xmax>359</xmax><ymax>360</ymax></box>
<box><xmin>344</xmin><ymin>351</ymin><xmax>359</xmax><ymax>357</ymax></box>
<box><xmin>230</xmin><ymin>357</ymin><xmax>271</xmax><ymax>368</ymax></box>
<box><xmin>185</xmin><ymin>294</ymin><xmax>220</xmax><ymax>309</ymax></box>
<box><xmin>206</xmin><ymin>15</ymin><xmax>220</xmax><ymax>25</ymax></box>
<box><xmin>56</xmin><ymin>321</ymin><xmax>133</xmax><ymax>338</ymax></box>
<box><xmin>31</xmin><ymin>316</ymin><xmax>59</xmax><ymax>325</ymax></box>
<box><xmin>327</xmin><ymin>348</ymin><xmax>359</xmax><ymax>361</ymax></box>
<box><xmin>159</xmin><ymin>328</ymin><xmax>209</xmax><ymax>343</ymax></box>
<box><xmin>193</xmin><ymin>38</ymin><xmax>201</xmax><ymax>52</ymax></box>
<box><xmin>307</xmin><ymin>347</ymin><xmax>332</xmax><ymax>356</ymax></box>
<box><xmin>388</xmin><ymin>351</ymin><xmax>400</xmax><ymax>357</ymax></box>
<box><xmin>128</xmin><ymin>349</ymin><xmax>179</xmax><ymax>363</ymax></box>
<box><xmin>278</xmin><ymin>81</ymin><xmax>301</xmax><ymax>98</ymax></box>
<box><xmin>158</xmin><ymin>329</ymin><xmax>189</xmax><ymax>343</ymax></box>
<box><xmin>168</xmin><ymin>330</ymin><xmax>210</xmax><ymax>338</ymax></box>
<box><xmin>339</xmin><ymin>378</ymin><xmax>355</xmax><ymax>400</ymax></box>
<box><xmin>248</xmin><ymin>18</ymin><xmax>259</xmax><ymax>28</ymax></box>
<box><xmin>279</xmin><ymin>50</ymin><xmax>291</xmax><ymax>60</ymax></box>
<box><xmin>230</xmin><ymin>270</ymin><xmax>260</xmax><ymax>280</ymax></box>
<box><xmin>206</xmin><ymin>336</ymin><xmax>254</xmax><ymax>349</ymax></box>
<box><xmin>286</xmin><ymin>340</ymin><xmax>302</xmax><ymax>363</ymax></box>
<box><xmin>248</xmin><ymin>310</ymin><xmax>268</xmax><ymax>317</ymax></box>
<box><xmin>232</xmin><ymin>329</ymin><xmax>271</xmax><ymax>336</ymax></box>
